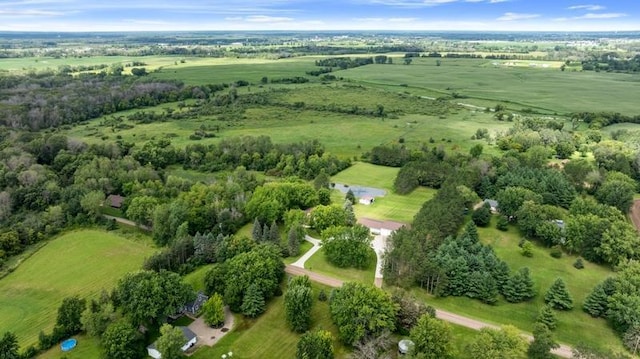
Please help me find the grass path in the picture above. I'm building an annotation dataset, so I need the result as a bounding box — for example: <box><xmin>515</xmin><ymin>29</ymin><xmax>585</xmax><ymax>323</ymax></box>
<box><xmin>0</xmin><ymin>229</ymin><xmax>155</xmax><ymax>347</ymax></box>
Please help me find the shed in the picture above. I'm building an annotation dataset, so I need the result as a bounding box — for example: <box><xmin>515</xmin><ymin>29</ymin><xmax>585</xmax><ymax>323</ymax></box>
<box><xmin>106</xmin><ymin>194</ymin><xmax>125</xmax><ymax>209</ymax></box>
<box><xmin>147</xmin><ymin>326</ymin><xmax>197</xmax><ymax>358</ymax></box>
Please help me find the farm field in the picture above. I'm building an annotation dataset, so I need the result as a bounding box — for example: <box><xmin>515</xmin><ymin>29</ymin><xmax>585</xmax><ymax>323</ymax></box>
<box><xmin>339</xmin><ymin>57</ymin><xmax>640</xmax><ymax>115</ymax></box>
<box><xmin>330</xmin><ymin>162</ymin><xmax>437</xmax><ymax>223</ymax></box>
<box><xmin>0</xmin><ymin>230</ymin><xmax>155</xmax><ymax>348</ymax></box>
<box><xmin>411</xmin><ymin>217</ymin><xmax>624</xmax><ymax>354</ymax></box>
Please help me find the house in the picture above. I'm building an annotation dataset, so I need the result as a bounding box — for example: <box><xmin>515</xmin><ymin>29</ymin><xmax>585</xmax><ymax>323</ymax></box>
<box><xmin>359</xmin><ymin>196</ymin><xmax>375</xmax><ymax>205</ymax></box>
<box><xmin>483</xmin><ymin>199</ymin><xmax>499</xmax><ymax>213</ymax></box>
<box><xmin>106</xmin><ymin>194</ymin><xmax>125</xmax><ymax>209</ymax></box>
<box><xmin>358</xmin><ymin>217</ymin><xmax>407</xmax><ymax>237</ymax></box>
<box><xmin>147</xmin><ymin>326</ymin><xmax>197</xmax><ymax>359</ymax></box>
<box><xmin>182</xmin><ymin>292</ymin><xmax>208</xmax><ymax>316</ymax></box>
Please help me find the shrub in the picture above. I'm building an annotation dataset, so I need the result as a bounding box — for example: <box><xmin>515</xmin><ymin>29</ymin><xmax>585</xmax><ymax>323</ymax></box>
<box><xmin>496</xmin><ymin>216</ymin><xmax>509</xmax><ymax>231</ymax></box>
<box><xmin>318</xmin><ymin>289</ymin><xmax>327</xmax><ymax>302</ymax></box>
<box><xmin>521</xmin><ymin>241</ymin><xmax>534</xmax><ymax>258</ymax></box>
<box><xmin>573</xmin><ymin>258</ymin><xmax>584</xmax><ymax>269</ymax></box>
<box><xmin>550</xmin><ymin>246</ymin><xmax>563</xmax><ymax>259</ymax></box>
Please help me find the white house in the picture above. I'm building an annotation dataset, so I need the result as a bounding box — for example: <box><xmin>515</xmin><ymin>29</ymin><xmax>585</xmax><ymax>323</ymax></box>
<box><xmin>359</xmin><ymin>196</ymin><xmax>375</xmax><ymax>205</ymax></box>
<box><xmin>147</xmin><ymin>326</ymin><xmax>197</xmax><ymax>359</ymax></box>
<box><xmin>357</xmin><ymin>218</ymin><xmax>407</xmax><ymax>237</ymax></box>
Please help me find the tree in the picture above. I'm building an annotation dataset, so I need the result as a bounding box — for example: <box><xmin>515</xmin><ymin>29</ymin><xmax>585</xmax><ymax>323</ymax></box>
<box><xmin>126</xmin><ymin>195</ymin><xmax>159</xmax><ymax>227</ymax></box>
<box><xmin>503</xmin><ymin>267</ymin><xmax>535</xmax><ymax>303</ymax></box>
<box><xmin>624</xmin><ymin>325</ymin><xmax>640</xmax><ymax>356</ymax></box>
<box><xmin>330</xmin><ymin>282</ymin><xmax>397</xmax><ymax>345</ymax></box>
<box><xmin>392</xmin><ymin>290</ymin><xmax>431</xmax><ymax>335</ymax></box>
<box><xmin>583</xmin><ymin>278</ymin><xmax>616</xmax><ymax>318</ymax></box>
<box><xmin>202</xmin><ymin>293</ymin><xmax>225</xmax><ymax>328</ymax></box>
<box><xmin>595</xmin><ymin>179</ymin><xmax>635</xmax><ymax>213</ymax></box>
<box><xmin>495</xmin><ymin>187</ymin><xmax>543</xmax><ymax>218</ymax></box>
<box><xmin>521</xmin><ymin>240</ymin><xmax>534</xmax><ymax>257</ymax></box>
<box><xmin>310</xmin><ymin>204</ymin><xmax>348</xmax><ymax>231</ymax></box>
<box><xmin>240</xmin><ymin>283</ymin><xmax>266</xmax><ymax>318</ymax></box>
<box><xmin>346</xmin><ymin>189</ymin><xmax>356</xmax><ymax>204</ymax></box>
<box><xmin>321</xmin><ymin>225</ymin><xmax>372</xmax><ymax>268</ymax></box>
<box><xmin>102</xmin><ymin>320</ymin><xmax>143</xmax><ymax>359</ymax></box>
<box><xmin>55</xmin><ymin>295</ymin><xmax>86</xmax><ymax>338</ymax></box>
<box><xmin>156</xmin><ymin>324</ymin><xmax>185</xmax><ymax>359</ymax></box>
<box><xmin>80</xmin><ymin>190</ymin><xmax>104</xmax><ymax>220</ymax></box>
<box><xmin>0</xmin><ymin>332</ymin><xmax>19</xmax><ymax>359</ymax></box>
<box><xmin>81</xmin><ymin>301</ymin><xmax>115</xmax><ymax>337</ymax></box>
<box><xmin>536</xmin><ymin>305</ymin><xmax>557</xmax><ymax>330</ymax></box>
<box><xmin>470</xmin><ymin>144</ymin><xmax>483</xmax><ymax>158</ymax></box>
<box><xmin>466</xmin><ymin>325</ymin><xmax>528</xmax><ymax>359</ymax></box>
<box><xmin>527</xmin><ymin>323</ymin><xmax>559</xmax><ymax>359</ymax></box>
<box><xmin>472</xmin><ymin>204</ymin><xmax>492</xmax><ymax>227</ymax></box>
<box><xmin>285</xmin><ymin>275</ymin><xmax>313</xmax><ymax>333</ymax></box>
<box><xmin>597</xmin><ymin>223</ymin><xmax>640</xmax><ymax>266</ymax></box>
<box><xmin>351</xmin><ymin>331</ymin><xmax>393</xmax><ymax>359</ymax></box>
<box><xmin>296</xmin><ymin>330</ymin><xmax>334</xmax><ymax>359</ymax></box>
<box><xmin>409</xmin><ymin>315</ymin><xmax>454</xmax><ymax>359</ymax></box>
<box><xmin>314</xmin><ymin>169</ymin><xmax>330</xmax><ymax>190</ymax></box>
<box><xmin>544</xmin><ymin>278</ymin><xmax>573</xmax><ymax>310</ymax></box>
<box><xmin>268</xmin><ymin>221</ymin><xmax>280</xmax><ymax>243</ymax></box>
<box><xmin>288</xmin><ymin>224</ymin><xmax>301</xmax><ymax>256</ymax></box>
<box><xmin>252</xmin><ymin>218</ymin><xmax>262</xmax><ymax>241</ymax></box>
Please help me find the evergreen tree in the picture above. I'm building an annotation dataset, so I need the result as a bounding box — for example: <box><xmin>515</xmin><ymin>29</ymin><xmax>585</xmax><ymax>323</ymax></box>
<box><xmin>262</xmin><ymin>223</ymin><xmax>270</xmax><ymax>242</ymax></box>
<box><xmin>464</xmin><ymin>221</ymin><xmax>480</xmax><ymax>243</ymax></box>
<box><xmin>503</xmin><ymin>268</ymin><xmax>535</xmax><ymax>303</ymax></box>
<box><xmin>472</xmin><ymin>203</ymin><xmax>492</xmax><ymax>227</ymax></box>
<box><xmin>0</xmin><ymin>331</ymin><xmax>19</xmax><ymax>359</ymax></box>
<box><xmin>527</xmin><ymin>323</ymin><xmax>559</xmax><ymax>359</ymax></box>
<box><xmin>252</xmin><ymin>218</ymin><xmax>262</xmax><ymax>241</ymax></box>
<box><xmin>345</xmin><ymin>189</ymin><xmax>356</xmax><ymax>205</ymax></box>
<box><xmin>583</xmin><ymin>281</ymin><xmax>611</xmax><ymax>318</ymax></box>
<box><xmin>269</xmin><ymin>221</ymin><xmax>280</xmax><ymax>243</ymax></box>
<box><xmin>343</xmin><ymin>200</ymin><xmax>356</xmax><ymax>226</ymax></box>
<box><xmin>536</xmin><ymin>305</ymin><xmax>557</xmax><ymax>330</ymax></box>
<box><xmin>241</xmin><ymin>284</ymin><xmax>266</xmax><ymax>318</ymax></box>
<box><xmin>288</xmin><ymin>225</ymin><xmax>300</xmax><ymax>257</ymax></box>
<box><xmin>544</xmin><ymin>278</ymin><xmax>573</xmax><ymax>310</ymax></box>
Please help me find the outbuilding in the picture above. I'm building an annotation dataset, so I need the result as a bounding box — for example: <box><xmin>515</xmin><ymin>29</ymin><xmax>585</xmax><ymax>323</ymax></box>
<box><xmin>147</xmin><ymin>326</ymin><xmax>197</xmax><ymax>358</ymax></box>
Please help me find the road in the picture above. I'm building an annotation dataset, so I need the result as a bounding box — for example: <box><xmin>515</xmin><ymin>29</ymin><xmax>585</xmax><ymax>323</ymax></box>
<box><xmin>103</xmin><ymin>215</ymin><xmax>151</xmax><ymax>231</ymax></box>
<box><xmin>284</xmin><ymin>264</ymin><xmax>574</xmax><ymax>358</ymax></box>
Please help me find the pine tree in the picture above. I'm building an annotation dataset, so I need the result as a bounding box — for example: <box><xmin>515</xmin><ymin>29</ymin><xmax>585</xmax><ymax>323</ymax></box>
<box><xmin>536</xmin><ymin>305</ymin><xmax>557</xmax><ymax>330</ymax></box>
<box><xmin>343</xmin><ymin>200</ymin><xmax>356</xmax><ymax>226</ymax></box>
<box><xmin>544</xmin><ymin>278</ymin><xmax>573</xmax><ymax>310</ymax></box>
<box><xmin>345</xmin><ymin>189</ymin><xmax>356</xmax><ymax>205</ymax></box>
<box><xmin>241</xmin><ymin>284</ymin><xmax>266</xmax><ymax>318</ymax></box>
<box><xmin>269</xmin><ymin>221</ymin><xmax>280</xmax><ymax>243</ymax></box>
<box><xmin>464</xmin><ymin>221</ymin><xmax>480</xmax><ymax>244</ymax></box>
<box><xmin>527</xmin><ymin>323</ymin><xmax>559</xmax><ymax>359</ymax></box>
<box><xmin>503</xmin><ymin>267</ymin><xmax>536</xmax><ymax>303</ymax></box>
<box><xmin>288</xmin><ymin>225</ymin><xmax>300</xmax><ymax>257</ymax></box>
<box><xmin>252</xmin><ymin>218</ymin><xmax>262</xmax><ymax>241</ymax></box>
<box><xmin>262</xmin><ymin>223</ymin><xmax>270</xmax><ymax>242</ymax></box>
<box><xmin>582</xmin><ymin>282</ymin><xmax>609</xmax><ymax>317</ymax></box>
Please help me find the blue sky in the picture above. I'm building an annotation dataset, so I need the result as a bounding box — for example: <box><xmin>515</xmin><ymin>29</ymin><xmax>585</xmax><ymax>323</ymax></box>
<box><xmin>0</xmin><ymin>0</ymin><xmax>638</xmax><ymax>32</ymax></box>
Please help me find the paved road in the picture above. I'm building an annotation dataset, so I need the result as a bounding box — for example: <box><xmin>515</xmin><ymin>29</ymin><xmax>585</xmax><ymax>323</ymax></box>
<box><xmin>285</xmin><ymin>264</ymin><xmax>573</xmax><ymax>358</ymax></box>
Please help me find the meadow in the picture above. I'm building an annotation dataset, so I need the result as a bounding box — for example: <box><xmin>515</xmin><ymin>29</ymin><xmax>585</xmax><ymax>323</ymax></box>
<box><xmin>411</xmin><ymin>217</ymin><xmax>624</xmax><ymax>354</ymax></box>
<box><xmin>339</xmin><ymin>57</ymin><xmax>640</xmax><ymax>115</ymax></box>
<box><xmin>0</xmin><ymin>230</ymin><xmax>155</xmax><ymax>348</ymax></box>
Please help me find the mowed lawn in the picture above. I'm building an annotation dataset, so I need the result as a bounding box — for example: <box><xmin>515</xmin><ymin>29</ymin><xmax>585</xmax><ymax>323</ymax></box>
<box><xmin>305</xmin><ymin>247</ymin><xmax>377</xmax><ymax>285</ymax></box>
<box><xmin>191</xmin><ymin>282</ymin><xmax>349</xmax><ymax>359</ymax></box>
<box><xmin>331</xmin><ymin>162</ymin><xmax>436</xmax><ymax>223</ymax></box>
<box><xmin>412</xmin><ymin>217</ymin><xmax>624</xmax><ymax>353</ymax></box>
<box><xmin>0</xmin><ymin>230</ymin><xmax>155</xmax><ymax>348</ymax></box>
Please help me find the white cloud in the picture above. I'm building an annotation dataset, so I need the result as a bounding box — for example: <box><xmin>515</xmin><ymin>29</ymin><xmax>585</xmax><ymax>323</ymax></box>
<box><xmin>576</xmin><ymin>12</ymin><xmax>627</xmax><ymax>19</ymax></box>
<box><xmin>0</xmin><ymin>9</ymin><xmax>67</xmax><ymax>16</ymax></box>
<box><xmin>497</xmin><ymin>12</ymin><xmax>540</xmax><ymax>21</ymax></box>
<box><xmin>389</xmin><ymin>17</ymin><xmax>418</xmax><ymax>22</ymax></box>
<box><xmin>368</xmin><ymin>0</ymin><xmax>457</xmax><ymax>7</ymax></box>
<box><xmin>568</xmin><ymin>4</ymin><xmax>606</xmax><ymax>11</ymax></box>
<box><xmin>245</xmin><ymin>15</ymin><xmax>293</xmax><ymax>22</ymax></box>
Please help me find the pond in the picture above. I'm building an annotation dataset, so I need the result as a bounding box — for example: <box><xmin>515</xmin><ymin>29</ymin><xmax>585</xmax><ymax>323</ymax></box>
<box><xmin>332</xmin><ymin>183</ymin><xmax>386</xmax><ymax>198</ymax></box>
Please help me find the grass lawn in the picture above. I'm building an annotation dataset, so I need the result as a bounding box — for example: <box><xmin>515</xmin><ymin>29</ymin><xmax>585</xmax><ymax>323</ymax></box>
<box><xmin>0</xmin><ymin>229</ymin><xmax>155</xmax><ymax>348</ymax></box>
<box><xmin>305</xmin><ymin>248</ymin><xmax>376</xmax><ymax>285</ymax></box>
<box><xmin>191</xmin><ymin>282</ymin><xmax>349</xmax><ymax>359</ymax></box>
<box><xmin>37</xmin><ymin>335</ymin><xmax>102</xmax><ymax>359</ymax></box>
<box><xmin>183</xmin><ymin>264</ymin><xmax>214</xmax><ymax>293</ymax></box>
<box><xmin>284</xmin><ymin>240</ymin><xmax>314</xmax><ymax>265</ymax></box>
<box><xmin>330</xmin><ymin>162</ymin><xmax>436</xmax><ymax>223</ymax></box>
<box><xmin>411</xmin><ymin>217</ymin><xmax>624</xmax><ymax>353</ymax></box>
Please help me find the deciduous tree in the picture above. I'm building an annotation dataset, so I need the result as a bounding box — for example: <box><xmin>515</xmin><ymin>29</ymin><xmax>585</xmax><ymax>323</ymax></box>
<box><xmin>285</xmin><ymin>275</ymin><xmax>313</xmax><ymax>333</ymax></box>
<box><xmin>409</xmin><ymin>315</ymin><xmax>454</xmax><ymax>359</ymax></box>
<box><xmin>156</xmin><ymin>324</ymin><xmax>185</xmax><ymax>359</ymax></box>
<box><xmin>202</xmin><ymin>293</ymin><xmax>225</xmax><ymax>328</ymax></box>
<box><xmin>296</xmin><ymin>330</ymin><xmax>334</xmax><ymax>359</ymax></box>
<box><xmin>102</xmin><ymin>320</ymin><xmax>143</xmax><ymax>359</ymax></box>
<box><xmin>466</xmin><ymin>325</ymin><xmax>527</xmax><ymax>359</ymax></box>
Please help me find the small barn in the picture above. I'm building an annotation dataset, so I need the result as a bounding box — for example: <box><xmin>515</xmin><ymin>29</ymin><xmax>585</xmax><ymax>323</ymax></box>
<box><xmin>147</xmin><ymin>326</ymin><xmax>197</xmax><ymax>359</ymax></box>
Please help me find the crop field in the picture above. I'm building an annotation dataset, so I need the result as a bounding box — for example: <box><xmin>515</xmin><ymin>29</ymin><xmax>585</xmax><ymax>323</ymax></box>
<box><xmin>0</xmin><ymin>230</ymin><xmax>155</xmax><ymax>347</ymax></box>
<box><xmin>412</xmin><ymin>217</ymin><xmax>624</xmax><ymax>353</ymax></box>
<box><xmin>339</xmin><ymin>57</ymin><xmax>640</xmax><ymax>115</ymax></box>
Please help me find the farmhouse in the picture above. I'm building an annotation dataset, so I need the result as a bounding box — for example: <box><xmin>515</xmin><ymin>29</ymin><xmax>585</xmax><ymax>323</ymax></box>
<box><xmin>358</xmin><ymin>217</ymin><xmax>406</xmax><ymax>236</ymax></box>
<box><xmin>106</xmin><ymin>194</ymin><xmax>125</xmax><ymax>209</ymax></box>
<box><xmin>147</xmin><ymin>326</ymin><xmax>197</xmax><ymax>359</ymax></box>
<box><xmin>359</xmin><ymin>196</ymin><xmax>375</xmax><ymax>205</ymax></box>
<box><xmin>182</xmin><ymin>292</ymin><xmax>208</xmax><ymax>316</ymax></box>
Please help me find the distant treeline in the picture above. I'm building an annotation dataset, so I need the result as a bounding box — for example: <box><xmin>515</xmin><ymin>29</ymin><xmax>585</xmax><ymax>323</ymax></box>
<box><xmin>572</xmin><ymin>111</ymin><xmax>640</xmax><ymax>129</ymax></box>
<box><xmin>581</xmin><ymin>53</ymin><xmax>640</xmax><ymax>73</ymax></box>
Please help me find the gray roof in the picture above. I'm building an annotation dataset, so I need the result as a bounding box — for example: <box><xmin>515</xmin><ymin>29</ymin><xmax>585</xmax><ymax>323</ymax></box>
<box><xmin>484</xmin><ymin>199</ymin><xmax>499</xmax><ymax>208</ymax></box>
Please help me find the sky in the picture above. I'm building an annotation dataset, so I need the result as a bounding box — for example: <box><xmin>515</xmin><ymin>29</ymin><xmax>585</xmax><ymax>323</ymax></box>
<box><xmin>0</xmin><ymin>0</ymin><xmax>638</xmax><ymax>32</ymax></box>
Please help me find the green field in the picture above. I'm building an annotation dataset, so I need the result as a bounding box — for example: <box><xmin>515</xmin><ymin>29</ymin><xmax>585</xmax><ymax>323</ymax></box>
<box><xmin>339</xmin><ymin>57</ymin><xmax>640</xmax><ymax>115</ymax></box>
<box><xmin>412</xmin><ymin>217</ymin><xmax>624</xmax><ymax>353</ymax></box>
<box><xmin>38</xmin><ymin>335</ymin><xmax>101</xmax><ymax>359</ymax></box>
<box><xmin>0</xmin><ymin>230</ymin><xmax>155</xmax><ymax>348</ymax></box>
<box><xmin>330</xmin><ymin>162</ymin><xmax>437</xmax><ymax>223</ymax></box>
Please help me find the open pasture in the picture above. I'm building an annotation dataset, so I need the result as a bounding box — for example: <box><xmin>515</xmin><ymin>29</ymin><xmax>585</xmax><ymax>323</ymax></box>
<box><xmin>413</xmin><ymin>217</ymin><xmax>623</xmax><ymax>353</ymax></box>
<box><xmin>339</xmin><ymin>57</ymin><xmax>640</xmax><ymax>115</ymax></box>
<box><xmin>0</xmin><ymin>230</ymin><xmax>155</xmax><ymax>347</ymax></box>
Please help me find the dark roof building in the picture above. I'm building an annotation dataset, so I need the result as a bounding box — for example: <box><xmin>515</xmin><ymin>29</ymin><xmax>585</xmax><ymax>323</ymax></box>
<box><xmin>106</xmin><ymin>194</ymin><xmax>125</xmax><ymax>208</ymax></box>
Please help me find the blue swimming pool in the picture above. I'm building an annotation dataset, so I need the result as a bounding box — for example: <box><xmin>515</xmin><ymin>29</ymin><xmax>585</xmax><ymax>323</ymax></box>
<box><xmin>61</xmin><ymin>338</ymin><xmax>77</xmax><ymax>352</ymax></box>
